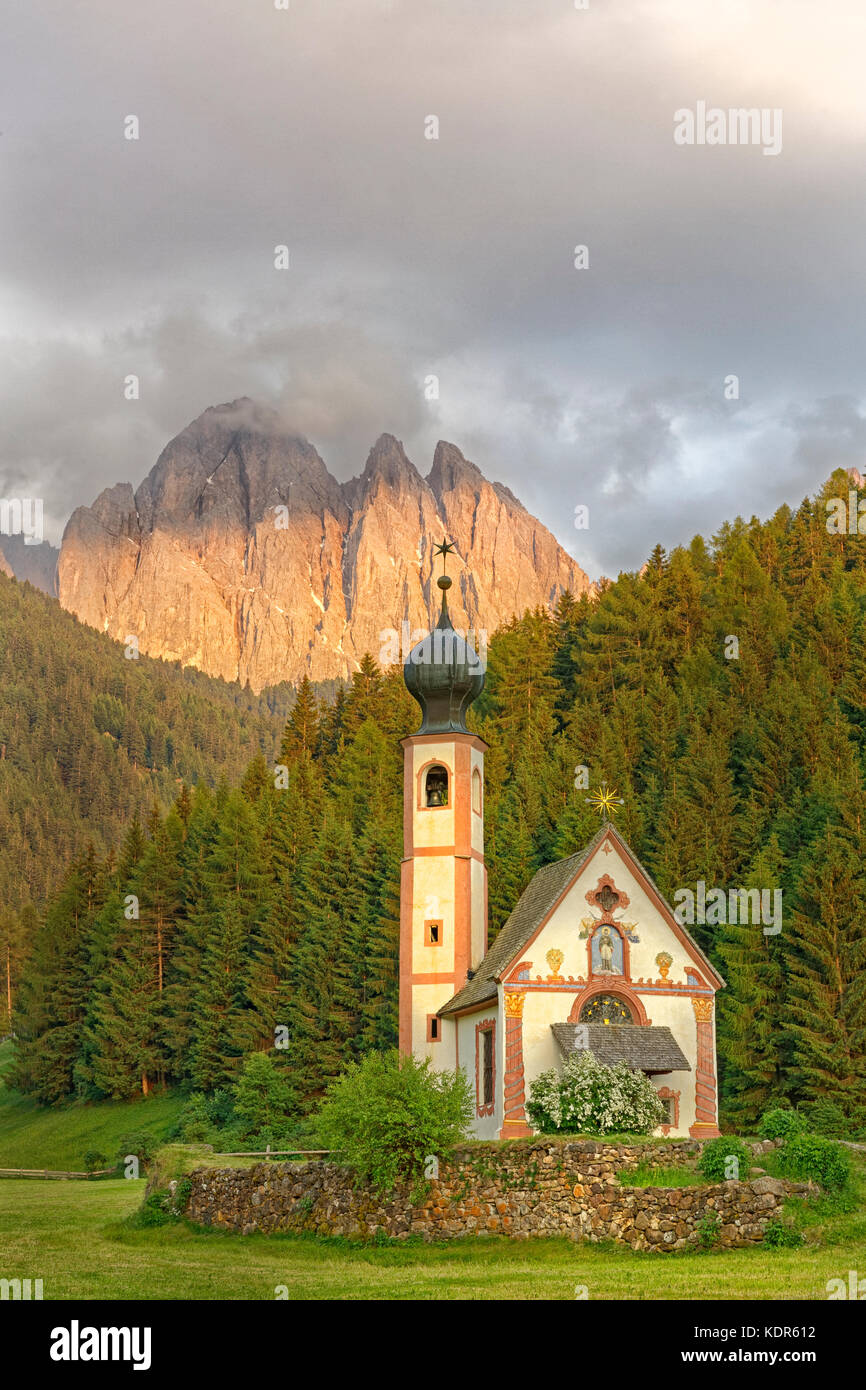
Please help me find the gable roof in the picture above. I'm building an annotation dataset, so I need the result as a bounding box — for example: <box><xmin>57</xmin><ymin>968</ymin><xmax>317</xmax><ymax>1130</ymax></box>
<box><xmin>438</xmin><ymin>821</ymin><xmax>725</xmax><ymax>1018</ymax></box>
<box><xmin>551</xmin><ymin>1023</ymin><xmax>691</xmax><ymax>1073</ymax></box>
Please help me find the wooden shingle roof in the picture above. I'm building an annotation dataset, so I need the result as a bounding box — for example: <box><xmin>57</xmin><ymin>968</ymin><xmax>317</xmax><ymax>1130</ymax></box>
<box><xmin>551</xmin><ymin>1022</ymin><xmax>691</xmax><ymax>1073</ymax></box>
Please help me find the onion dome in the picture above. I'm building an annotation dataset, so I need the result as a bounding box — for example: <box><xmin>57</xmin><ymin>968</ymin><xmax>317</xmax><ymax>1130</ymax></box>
<box><xmin>404</xmin><ymin>564</ymin><xmax>485</xmax><ymax>735</ymax></box>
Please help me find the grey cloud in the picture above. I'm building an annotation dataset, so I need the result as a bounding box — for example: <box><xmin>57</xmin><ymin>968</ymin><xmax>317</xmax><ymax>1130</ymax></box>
<box><xmin>2</xmin><ymin>0</ymin><xmax>865</xmax><ymax>563</ymax></box>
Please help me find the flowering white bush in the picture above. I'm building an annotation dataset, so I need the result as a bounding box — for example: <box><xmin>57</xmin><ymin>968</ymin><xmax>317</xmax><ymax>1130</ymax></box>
<box><xmin>526</xmin><ymin>1051</ymin><xmax>667</xmax><ymax>1135</ymax></box>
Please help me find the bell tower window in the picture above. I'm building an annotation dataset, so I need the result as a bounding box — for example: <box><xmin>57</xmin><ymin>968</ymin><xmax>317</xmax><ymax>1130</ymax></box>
<box><xmin>472</xmin><ymin>766</ymin><xmax>482</xmax><ymax>814</ymax></box>
<box><xmin>424</xmin><ymin>764</ymin><xmax>449</xmax><ymax>807</ymax></box>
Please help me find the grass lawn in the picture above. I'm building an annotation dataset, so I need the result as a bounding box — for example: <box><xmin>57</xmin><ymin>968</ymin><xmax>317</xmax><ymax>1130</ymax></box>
<box><xmin>2</xmin><ymin>1047</ymin><xmax>863</xmax><ymax>1300</ymax></box>
<box><xmin>0</xmin><ymin>1171</ymin><xmax>864</xmax><ymax>1300</ymax></box>
<box><xmin>0</xmin><ymin>1045</ymin><xmax>184</xmax><ymax>1171</ymax></box>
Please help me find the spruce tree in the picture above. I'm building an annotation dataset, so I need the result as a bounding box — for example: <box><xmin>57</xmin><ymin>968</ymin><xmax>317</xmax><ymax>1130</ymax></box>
<box><xmin>786</xmin><ymin>805</ymin><xmax>866</xmax><ymax>1123</ymax></box>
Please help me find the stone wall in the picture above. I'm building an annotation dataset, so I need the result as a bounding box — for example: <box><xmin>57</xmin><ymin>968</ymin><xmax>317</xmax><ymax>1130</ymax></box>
<box><xmin>182</xmin><ymin>1139</ymin><xmax>810</xmax><ymax>1251</ymax></box>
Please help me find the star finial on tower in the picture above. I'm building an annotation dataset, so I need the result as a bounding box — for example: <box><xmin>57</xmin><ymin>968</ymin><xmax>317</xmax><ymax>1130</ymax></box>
<box><xmin>433</xmin><ymin>539</ymin><xmax>457</xmax><ymax>577</ymax></box>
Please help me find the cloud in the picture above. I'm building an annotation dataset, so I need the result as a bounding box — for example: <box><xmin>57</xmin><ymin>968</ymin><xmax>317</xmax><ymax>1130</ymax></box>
<box><xmin>2</xmin><ymin>0</ymin><xmax>864</xmax><ymax>560</ymax></box>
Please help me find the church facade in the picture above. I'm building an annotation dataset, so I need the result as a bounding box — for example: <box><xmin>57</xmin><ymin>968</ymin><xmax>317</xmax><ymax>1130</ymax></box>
<box><xmin>399</xmin><ymin>561</ymin><xmax>724</xmax><ymax>1141</ymax></box>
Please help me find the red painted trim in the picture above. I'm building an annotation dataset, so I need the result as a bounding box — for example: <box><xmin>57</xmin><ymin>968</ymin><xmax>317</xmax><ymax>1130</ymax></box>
<box><xmin>402</xmin><ymin>741</ymin><xmax>414</xmax><ymax>857</ymax></box>
<box><xmin>411</xmin><ymin>972</ymin><xmax>460</xmax><ymax>985</ymax></box>
<box><xmin>499</xmin><ymin>996</ymin><xmax>530</xmax><ymax>1137</ymax></box>
<box><xmin>657</xmin><ymin>1086</ymin><xmax>680</xmax><ymax>1135</ymax></box>
<box><xmin>398</xmin><ymin>857</ymin><xmax>414</xmax><ymax>1055</ymax></box>
<box><xmin>475</xmin><ymin>1018</ymin><xmax>496</xmax><ymax>1116</ymax></box>
<box><xmin>402</xmin><ymin>846</ymin><xmax>486</xmax><ymax>861</ymax></box>
<box><xmin>454</xmin><ymin>741</ymin><xmax>472</xmax><ymax>855</ymax></box>
<box><xmin>454</xmin><ymin>853</ymin><xmax>472</xmax><ymax>1000</ymax></box>
<box><xmin>690</xmin><ymin>1000</ymin><xmax>720</xmax><ymax>1136</ymax></box>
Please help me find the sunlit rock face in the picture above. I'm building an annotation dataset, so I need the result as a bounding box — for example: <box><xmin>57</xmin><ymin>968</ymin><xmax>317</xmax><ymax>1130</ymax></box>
<box><xmin>58</xmin><ymin>399</ymin><xmax>591</xmax><ymax>692</ymax></box>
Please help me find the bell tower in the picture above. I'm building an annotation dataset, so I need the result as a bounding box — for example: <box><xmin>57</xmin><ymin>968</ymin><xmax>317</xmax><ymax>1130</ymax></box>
<box><xmin>400</xmin><ymin>542</ymin><xmax>488</xmax><ymax>1067</ymax></box>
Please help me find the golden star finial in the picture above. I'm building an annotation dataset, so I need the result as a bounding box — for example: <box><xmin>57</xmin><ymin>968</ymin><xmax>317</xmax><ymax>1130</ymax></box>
<box><xmin>585</xmin><ymin>782</ymin><xmax>624</xmax><ymax>820</ymax></box>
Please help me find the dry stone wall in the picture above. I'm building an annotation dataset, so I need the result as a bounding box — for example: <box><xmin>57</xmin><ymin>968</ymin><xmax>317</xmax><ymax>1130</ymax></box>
<box><xmin>183</xmin><ymin>1139</ymin><xmax>810</xmax><ymax>1252</ymax></box>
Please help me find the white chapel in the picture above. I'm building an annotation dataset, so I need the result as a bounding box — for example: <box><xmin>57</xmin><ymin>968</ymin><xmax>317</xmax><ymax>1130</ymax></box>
<box><xmin>399</xmin><ymin>560</ymin><xmax>724</xmax><ymax>1141</ymax></box>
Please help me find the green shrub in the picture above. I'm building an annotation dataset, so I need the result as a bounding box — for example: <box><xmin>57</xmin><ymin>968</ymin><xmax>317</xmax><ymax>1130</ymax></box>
<box><xmin>316</xmin><ymin>1050</ymin><xmax>473</xmax><ymax>1194</ymax></box>
<box><xmin>130</xmin><ymin>1190</ymin><xmax>175</xmax><ymax>1228</ymax></box>
<box><xmin>697</xmin><ymin>1136</ymin><xmax>751</xmax><ymax>1182</ymax></box>
<box><xmin>758</xmin><ymin>1108</ymin><xmax>808</xmax><ymax>1142</ymax></box>
<box><xmin>116</xmin><ymin>1132</ymin><xmax>158</xmax><ymax>1168</ymax></box>
<box><xmin>762</xmin><ymin>1216</ymin><xmax>805</xmax><ymax>1249</ymax></box>
<box><xmin>232</xmin><ymin>1054</ymin><xmax>296</xmax><ymax>1137</ymax></box>
<box><xmin>799</xmin><ymin>1098</ymin><xmax>849</xmax><ymax>1139</ymax></box>
<box><xmin>82</xmin><ymin>1150</ymin><xmax>109</xmax><ymax>1174</ymax></box>
<box><xmin>776</xmin><ymin>1133</ymin><xmax>851</xmax><ymax>1191</ymax></box>
<box><xmin>131</xmin><ymin>1177</ymin><xmax>193</xmax><ymax>1227</ymax></box>
<box><xmin>170</xmin><ymin>1177</ymin><xmax>193</xmax><ymax>1215</ymax></box>
<box><xmin>695</xmin><ymin>1211</ymin><xmax>722</xmax><ymax>1251</ymax></box>
<box><xmin>176</xmin><ymin>1092</ymin><xmax>216</xmax><ymax>1144</ymax></box>
<box><xmin>526</xmin><ymin>1051</ymin><xmax>666</xmax><ymax>1135</ymax></box>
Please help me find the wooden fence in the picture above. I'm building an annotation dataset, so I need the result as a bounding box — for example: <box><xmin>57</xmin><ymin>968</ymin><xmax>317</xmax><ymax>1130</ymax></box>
<box><xmin>0</xmin><ymin>1167</ymin><xmax>117</xmax><ymax>1180</ymax></box>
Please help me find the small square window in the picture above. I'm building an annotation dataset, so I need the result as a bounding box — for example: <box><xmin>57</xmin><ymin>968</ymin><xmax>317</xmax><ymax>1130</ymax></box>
<box><xmin>427</xmin><ymin>1014</ymin><xmax>441</xmax><ymax>1042</ymax></box>
<box><xmin>425</xmin><ymin>919</ymin><xmax>443</xmax><ymax>946</ymax></box>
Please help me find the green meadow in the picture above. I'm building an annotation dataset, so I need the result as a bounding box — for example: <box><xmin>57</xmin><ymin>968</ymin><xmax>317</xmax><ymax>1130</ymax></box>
<box><xmin>0</xmin><ymin>1175</ymin><xmax>864</xmax><ymax>1300</ymax></box>
<box><xmin>2</xmin><ymin>1044</ymin><xmax>864</xmax><ymax>1301</ymax></box>
<box><xmin>1</xmin><ymin>1147</ymin><xmax>864</xmax><ymax>1301</ymax></box>
<box><xmin>0</xmin><ymin>1052</ymin><xmax>184</xmax><ymax>1172</ymax></box>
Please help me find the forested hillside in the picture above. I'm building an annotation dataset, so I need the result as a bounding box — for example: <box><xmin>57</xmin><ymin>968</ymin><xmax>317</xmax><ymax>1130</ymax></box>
<box><xmin>0</xmin><ymin>572</ymin><xmax>296</xmax><ymax>1009</ymax></box>
<box><xmin>8</xmin><ymin>471</ymin><xmax>866</xmax><ymax>1129</ymax></box>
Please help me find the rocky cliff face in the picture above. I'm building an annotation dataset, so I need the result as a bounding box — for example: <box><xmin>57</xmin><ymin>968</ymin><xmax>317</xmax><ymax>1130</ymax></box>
<box><xmin>57</xmin><ymin>399</ymin><xmax>591</xmax><ymax>691</ymax></box>
<box><xmin>0</xmin><ymin>536</ymin><xmax>58</xmax><ymax>594</ymax></box>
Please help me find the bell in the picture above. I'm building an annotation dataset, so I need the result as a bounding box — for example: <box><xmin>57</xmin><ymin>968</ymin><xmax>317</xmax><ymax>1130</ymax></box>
<box><xmin>427</xmin><ymin>787</ymin><xmax>444</xmax><ymax>807</ymax></box>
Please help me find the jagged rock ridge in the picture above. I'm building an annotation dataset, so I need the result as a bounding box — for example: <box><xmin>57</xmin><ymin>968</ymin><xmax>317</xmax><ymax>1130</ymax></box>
<box><xmin>57</xmin><ymin>400</ymin><xmax>591</xmax><ymax>691</ymax></box>
<box><xmin>0</xmin><ymin>535</ymin><xmax>59</xmax><ymax>594</ymax></box>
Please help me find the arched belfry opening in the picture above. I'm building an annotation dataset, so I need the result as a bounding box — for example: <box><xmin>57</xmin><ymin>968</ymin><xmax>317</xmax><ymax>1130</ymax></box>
<box><xmin>424</xmin><ymin>763</ymin><xmax>449</xmax><ymax>807</ymax></box>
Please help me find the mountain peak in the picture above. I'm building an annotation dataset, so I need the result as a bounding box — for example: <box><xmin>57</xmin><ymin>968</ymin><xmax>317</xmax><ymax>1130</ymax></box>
<box><xmin>428</xmin><ymin>440</ymin><xmax>486</xmax><ymax>499</ymax></box>
<box><xmin>57</xmin><ymin>405</ymin><xmax>592</xmax><ymax>691</ymax></box>
<box><xmin>356</xmin><ymin>434</ymin><xmax>426</xmax><ymax>494</ymax></box>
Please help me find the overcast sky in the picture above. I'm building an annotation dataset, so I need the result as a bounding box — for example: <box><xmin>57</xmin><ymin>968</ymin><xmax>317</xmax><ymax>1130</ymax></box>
<box><xmin>2</xmin><ymin>0</ymin><xmax>865</xmax><ymax>576</ymax></box>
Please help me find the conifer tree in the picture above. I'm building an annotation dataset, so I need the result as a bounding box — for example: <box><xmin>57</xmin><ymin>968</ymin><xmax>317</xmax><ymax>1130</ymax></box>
<box><xmin>290</xmin><ymin>814</ymin><xmax>361</xmax><ymax>1107</ymax></box>
<box><xmin>279</xmin><ymin>675</ymin><xmax>320</xmax><ymax>762</ymax></box>
<box><xmin>786</xmin><ymin>804</ymin><xmax>866</xmax><ymax>1123</ymax></box>
<box><xmin>189</xmin><ymin>896</ymin><xmax>252</xmax><ymax>1091</ymax></box>
<box><xmin>11</xmin><ymin>848</ymin><xmax>104</xmax><ymax>1102</ymax></box>
<box><xmin>89</xmin><ymin>906</ymin><xmax>164</xmax><ymax>1099</ymax></box>
<box><xmin>717</xmin><ymin>834</ymin><xmax>789</xmax><ymax>1122</ymax></box>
